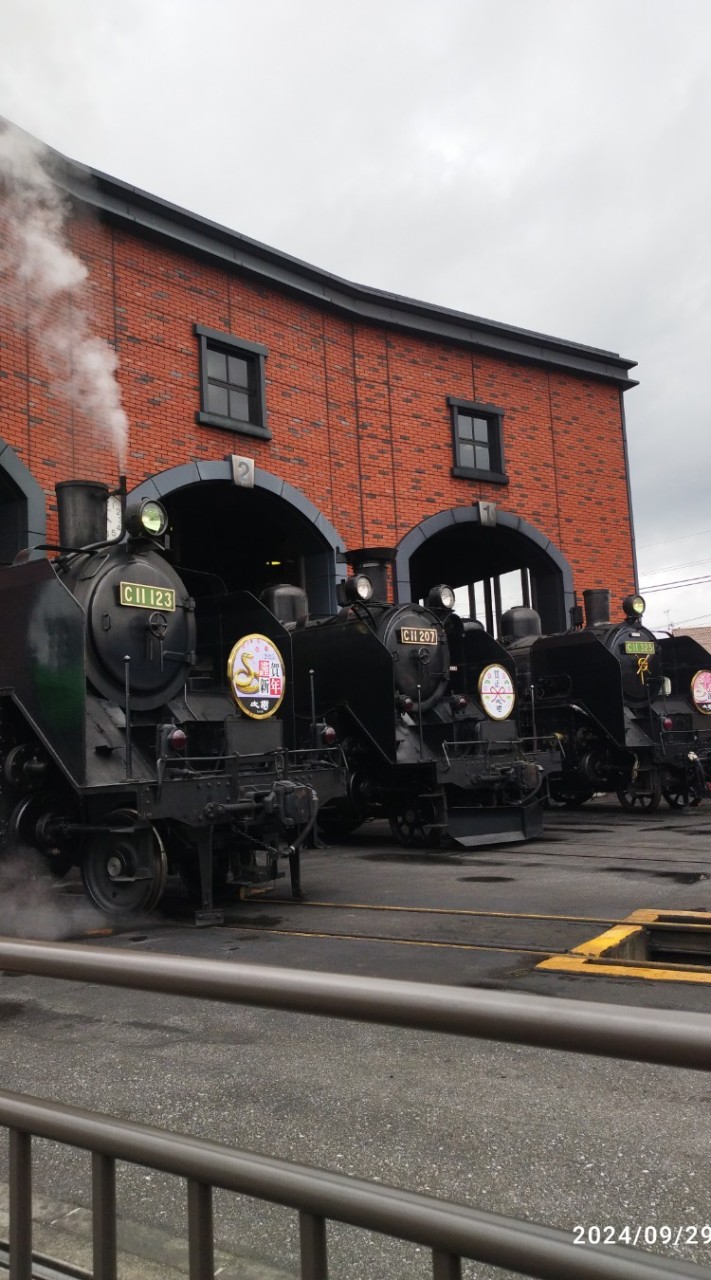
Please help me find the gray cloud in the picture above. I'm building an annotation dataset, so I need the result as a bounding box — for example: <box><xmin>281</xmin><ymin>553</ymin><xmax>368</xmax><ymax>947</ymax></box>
<box><xmin>0</xmin><ymin>0</ymin><xmax>709</xmax><ymax>627</ymax></box>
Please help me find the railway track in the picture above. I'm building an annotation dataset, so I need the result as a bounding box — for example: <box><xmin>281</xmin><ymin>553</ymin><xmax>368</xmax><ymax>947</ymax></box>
<box><xmin>215</xmin><ymin>898</ymin><xmax>628</xmax><ymax>959</ymax></box>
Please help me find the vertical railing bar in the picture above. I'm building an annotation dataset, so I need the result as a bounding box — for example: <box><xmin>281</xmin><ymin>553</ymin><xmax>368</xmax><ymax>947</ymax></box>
<box><xmin>187</xmin><ymin>1178</ymin><xmax>215</xmax><ymax>1280</ymax></box>
<box><xmin>432</xmin><ymin>1250</ymin><xmax>462</xmax><ymax>1280</ymax></box>
<box><xmin>92</xmin><ymin>1151</ymin><xmax>117</xmax><ymax>1280</ymax></box>
<box><xmin>299</xmin><ymin>1211</ymin><xmax>328</xmax><ymax>1280</ymax></box>
<box><xmin>9</xmin><ymin>1128</ymin><xmax>33</xmax><ymax>1280</ymax></box>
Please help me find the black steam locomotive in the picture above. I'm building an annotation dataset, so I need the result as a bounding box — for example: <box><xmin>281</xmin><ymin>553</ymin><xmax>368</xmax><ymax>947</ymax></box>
<box><xmin>0</xmin><ymin>479</ymin><xmax>345</xmax><ymax>919</ymax></box>
<box><xmin>504</xmin><ymin>589</ymin><xmax>711</xmax><ymax>810</ymax></box>
<box><xmin>272</xmin><ymin>560</ymin><xmax>547</xmax><ymax>848</ymax></box>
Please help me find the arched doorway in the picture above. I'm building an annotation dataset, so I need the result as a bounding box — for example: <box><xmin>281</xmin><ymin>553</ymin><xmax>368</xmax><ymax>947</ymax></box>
<box><xmin>0</xmin><ymin>439</ymin><xmax>46</xmax><ymax>562</ymax></box>
<box><xmin>130</xmin><ymin>458</ymin><xmax>345</xmax><ymax>614</ymax></box>
<box><xmin>395</xmin><ymin>504</ymin><xmax>574</xmax><ymax>634</ymax></box>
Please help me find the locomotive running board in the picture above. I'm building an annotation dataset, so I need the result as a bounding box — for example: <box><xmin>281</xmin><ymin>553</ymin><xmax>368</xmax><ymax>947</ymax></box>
<box><xmin>447</xmin><ymin>802</ymin><xmax>543</xmax><ymax>848</ymax></box>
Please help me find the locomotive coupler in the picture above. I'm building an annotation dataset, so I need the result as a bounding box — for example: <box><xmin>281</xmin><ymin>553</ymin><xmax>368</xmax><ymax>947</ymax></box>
<box><xmin>267</xmin><ymin>779</ymin><xmax>318</xmax><ymax>826</ymax></box>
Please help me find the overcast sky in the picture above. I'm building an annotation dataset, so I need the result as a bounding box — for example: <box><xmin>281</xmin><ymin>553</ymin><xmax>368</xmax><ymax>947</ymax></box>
<box><xmin>1</xmin><ymin>0</ymin><xmax>709</xmax><ymax>629</ymax></box>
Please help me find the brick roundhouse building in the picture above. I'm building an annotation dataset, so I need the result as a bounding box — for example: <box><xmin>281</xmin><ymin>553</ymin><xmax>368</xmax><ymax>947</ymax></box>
<box><xmin>0</xmin><ymin>133</ymin><xmax>639</xmax><ymax>632</ymax></box>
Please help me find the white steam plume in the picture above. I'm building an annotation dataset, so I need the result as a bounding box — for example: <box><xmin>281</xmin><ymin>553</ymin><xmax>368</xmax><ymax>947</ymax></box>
<box><xmin>0</xmin><ymin>849</ymin><xmax>105</xmax><ymax>941</ymax></box>
<box><xmin>0</xmin><ymin>120</ymin><xmax>128</xmax><ymax>470</ymax></box>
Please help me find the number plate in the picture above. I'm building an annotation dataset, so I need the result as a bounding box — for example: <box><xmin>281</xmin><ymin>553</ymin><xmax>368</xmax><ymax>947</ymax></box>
<box><xmin>120</xmin><ymin>582</ymin><xmax>176</xmax><ymax>611</ymax></box>
<box><xmin>624</xmin><ymin>640</ymin><xmax>655</xmax><ymax>654</ymax></box>
<box><xmin>399</xmin><ymin>627</ymin><xmax>438</xmax><ymax>645</ymax></box>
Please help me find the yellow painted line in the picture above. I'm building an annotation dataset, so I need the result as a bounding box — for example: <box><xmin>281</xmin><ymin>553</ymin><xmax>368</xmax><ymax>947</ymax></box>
<box><xmin>626</xmin><ymin>908</ymin><xmax>711</xmax><ymax>924</ymax></box>
<box><xmin>538</xmin><ymin>909</ymin><xmax>711</xmax><ymax>984</ymax></box>
<box><xmin>536</xmin><ymin>955</ymin><xmax>711</xmax><ymax>984</ymax></box>
<box><xmin>225</xmin><ymin>924</ymin><xmax>548</xmax><ymax>955</ymax></box>
<box><xmin>570</xmin><ymin>924</ymin><xmax>642</xmax><ymax>959</ymax></box>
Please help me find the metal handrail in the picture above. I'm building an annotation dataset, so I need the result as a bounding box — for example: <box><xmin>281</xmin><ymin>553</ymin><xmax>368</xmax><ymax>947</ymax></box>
<box><xmin>0</xmin><ymin>1091</ymin><xmax>703</xmax><ymax>1280</ymax></box>
<box><xmin>1</xmin><ymin>937</ymin><xmax>711</xmax><ymax>1280</ymax></box>
<box><xmin>1</xmin><ymin>938</ymin><xmax>710</xmax><ymax>1070</ymax></box>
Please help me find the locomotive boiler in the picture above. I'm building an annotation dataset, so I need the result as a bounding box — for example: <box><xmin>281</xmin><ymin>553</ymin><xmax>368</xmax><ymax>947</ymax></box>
<box><xmin>504</xmin><ymin>589</ymin><xmax>711</xmax><ymax>810</ymax></box>
<box><xmin>271</xmin><ymin>568</ymin><xmax>546</xmax><ymax>848</ymax></box>
<box><xmin>0</xmin><ymin>480</ymin><xmax>344</xmax><ymax>918</ymax></box>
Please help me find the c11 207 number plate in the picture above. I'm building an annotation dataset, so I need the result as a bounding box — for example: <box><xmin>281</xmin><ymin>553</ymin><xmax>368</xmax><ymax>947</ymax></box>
<box><xmin>399</xmin><ymin>627</ymin><xmax>438</xmax><ymax>645</ymax></box>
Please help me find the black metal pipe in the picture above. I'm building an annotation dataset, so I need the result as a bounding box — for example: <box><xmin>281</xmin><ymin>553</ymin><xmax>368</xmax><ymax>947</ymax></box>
<box><xmin>124</xmin><ymin>654</ymin><xmax>133</xmax><ymax>779</ymax></box>
<box><xmin>309</xmin><ymin>668</ymin><xmax>317</xmax><ymax>741</ymax></box>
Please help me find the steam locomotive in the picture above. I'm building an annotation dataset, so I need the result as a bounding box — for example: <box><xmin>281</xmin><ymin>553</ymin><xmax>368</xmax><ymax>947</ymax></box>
<box><xmin>0</xmin><ymin>479</ymin><xmax>345</xmax><ymax>919</ymax></box>
<box><xmin>270</xmin><ymin>558</ymin><xmax>547</xmax><ymax>848</ymax></box>
<box><xmin>504</xmin><ymin>589</ymin><xmax>711</xmax><ymax>810</ymax></box>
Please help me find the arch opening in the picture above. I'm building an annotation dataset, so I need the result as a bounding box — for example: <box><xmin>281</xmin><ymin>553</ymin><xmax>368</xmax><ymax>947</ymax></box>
<box><xmin>0</xmin><ymin>440</ymin><xmax>46</xmax><ymax>562</ymax></box>
<box><xmin>396</xmin><ymin>508</ymin><xmax>574</xmax><ymax>636</ymax></box>
<box><xmin>130</xmin><ymin>461</ymin><xmax>345</xmax><ymax>615</ymax></box>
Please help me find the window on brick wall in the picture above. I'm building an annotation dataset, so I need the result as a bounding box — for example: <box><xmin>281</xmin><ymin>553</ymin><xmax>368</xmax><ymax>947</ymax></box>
<box><xmin>448</xmin><ymin>398</ymin><xmax>508</xmax><ymax>484</ymax></box>
<box><xmin>195</xmin><ymin>324</ymin><xmax>270</xmax><ymax>439</ymax></box>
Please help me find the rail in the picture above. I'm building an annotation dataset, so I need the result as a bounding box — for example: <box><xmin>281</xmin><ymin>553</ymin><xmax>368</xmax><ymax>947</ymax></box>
<box><xmin>0</xmin><ymin>937</ymin><xmax>710</xmax><ymax>1280</ymax></box>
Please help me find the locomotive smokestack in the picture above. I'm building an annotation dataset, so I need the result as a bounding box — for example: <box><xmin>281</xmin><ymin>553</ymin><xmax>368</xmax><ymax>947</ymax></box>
<box><xmin>56</xmin><ymin>480</ymin><xmax>109</xmax><ymax>549</ymax></box>
<box><xmin>583</xmin><ymin>588</ymin><xmax>611</xmax><ymax>628</ymax></box>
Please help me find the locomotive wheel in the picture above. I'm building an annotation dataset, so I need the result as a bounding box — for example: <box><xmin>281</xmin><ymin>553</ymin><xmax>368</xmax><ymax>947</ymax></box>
<box><xmin>546</xmin><ymin>785</ymin><xmax>594</xmax><ymax>809</ymax></box>
<box><xmin>616</xmin><ymin>779</ymin><xmax>662</xmax><ymax>812</ymax></box>
<box><xmin>7</xmin><ymin>792</ymin><xmax>77</xmax><ymax>878</ymax></box>
<box><xmin>662</xmin><ymin>784</ymin><xmax>703</xmax><ymax>809</ymax></box>
<box><xmin>389</xmin><ymin>799</ymin><xmax>443</xmax><ymax>849</ymax></box>
<box><xmin>81</xmin><ymin>810</ymin><xmax>167</xmax><ymax>915</ymax></box>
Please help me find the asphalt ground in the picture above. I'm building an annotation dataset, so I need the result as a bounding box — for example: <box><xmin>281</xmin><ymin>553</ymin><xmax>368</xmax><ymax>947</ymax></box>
<box><xmin>1</xmin><ymin>799</ymin><xmax>711</xmax><ymax>1278</ymax></box>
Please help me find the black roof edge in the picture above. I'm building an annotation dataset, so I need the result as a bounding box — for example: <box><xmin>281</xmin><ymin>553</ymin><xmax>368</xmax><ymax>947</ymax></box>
<box><xmin>50</xmin><ymin>145</ymin><xmax>638</xmax><ymax>390</ymax></box>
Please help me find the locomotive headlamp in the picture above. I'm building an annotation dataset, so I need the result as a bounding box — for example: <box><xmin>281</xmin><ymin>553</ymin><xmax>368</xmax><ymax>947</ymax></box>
<box><xmin>622</xmin><ymin>594</ymin><xmax>646</xmax><ymax>620</ymax></box>
<box><xmin>321</xmin><ymin>725</ymin><xmax>338</xmax><ymax>746</ymax></box>
<box><xmin>426</xmin><ymin>584</ymin><xmax>455</xmax><ymax>612</ymax></box>
<box><xmin>125</xmin><ymin>499</ymin><xmax>169</xmax><ymax>540</ymax></box>
<box><xmin>344</xmin><ymin>573</ymin><xmax>374</xmax><ymax>603</ymax></box>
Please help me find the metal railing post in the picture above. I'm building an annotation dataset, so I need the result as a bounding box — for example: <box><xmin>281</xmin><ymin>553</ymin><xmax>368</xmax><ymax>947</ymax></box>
<box><xmin>187</xmin><ymin>1179</ymin><xmax>215</xmax><ymax>1280</ymax></box>
<box><xmin>432</xmin><ymin>1251</ymin><xmax>462</xmax><ymax>1279</ymax></box>
<box><xmin>2</xmin><ymin>941</ymin><xmax>711</xmax><ymax>1280</ymax></box>
<box><xmin>299</xmin><ymin>1210</ymin><xmax>328</xmax><ymax>1279</ymax></box>
<box><xmin>9</xmin><ymin>1128</ymin><xmax>32</xmax><ymax>1280</ymax></box>
<box><xmin>92</xmin><ymin>1151</ymin><xmax>117</xmax><ymax>1280</ymax></box>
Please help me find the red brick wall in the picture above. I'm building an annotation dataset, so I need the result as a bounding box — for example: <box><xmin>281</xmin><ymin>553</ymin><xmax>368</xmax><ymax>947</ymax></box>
<box><xmin>0</xmin><ymin>207</ymin><xmax>635</xmax><ymax>599</ymax></box>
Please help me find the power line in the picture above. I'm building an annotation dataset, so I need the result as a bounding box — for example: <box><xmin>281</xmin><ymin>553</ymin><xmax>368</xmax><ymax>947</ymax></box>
<box><xmin>640</xmin><ymin>574</ymin><xmax>711</xmax><ymax>593</ymax></box>
<box><xmin>639</xmin><ymin>555</ymin><xmax>711</xmax><ymax>575</ymax></box>
<box><xmin>671</xmin><ymin>612</ymin><xmax>711</xmax><ymax>626</ymax></box>
<box><xmin>637</xmin><ymin>527</ymin><xmax>711</xmax><ymax>551</ymax></box>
